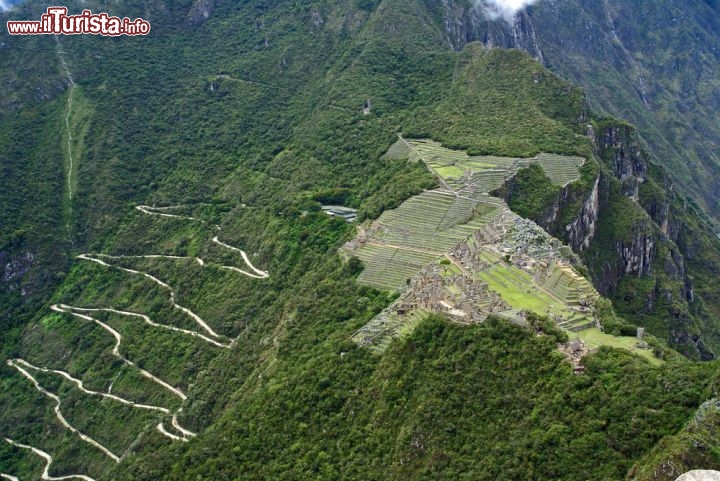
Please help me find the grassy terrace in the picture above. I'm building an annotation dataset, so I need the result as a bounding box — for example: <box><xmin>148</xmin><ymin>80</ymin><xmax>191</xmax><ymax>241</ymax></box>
<box><xmin>536</xmin><ymin>153</ymin><xmax>586</xmax><ymax>186</ymax></box>
<box><xmin>356</xmin><ymin>245</ymin><xmax>438</xmax><ymax>290</ymax></box>
<box><xmin>351</xmin><ymin>138</ymin><xmax>589</xmax><ymax>321</ymax></box>
<box><xmin>400</xmin><ymin>138</ymin><xmax>585</xmax><ymax>191</ymax></box>
<box><xmin>542</xmin><ymin>263</ymin><xmax>598</xmax><ymax>306</ymax></box>
<box><xmin>352</xmin><ymin>138</ymin><xmax>658</xmax><ymax>363</ymax></box>
<box><xmin>354</xmin><ymin>189</ymin><xmax>501</xmax><ymax>291</ymax></box>
<box><xmin>569</xmin><ymin>328</ymin><xmax>661</xmax><ymax>366</ymax></box>
<box><xmin>351</xmin><ymin>309</ymin><xmax>429</xmax><ymax>353</ymax></box>
<box><xmin>474</xmin><ymin>248</ymin><xmax>595</xmax><ymax>328</ymax></box>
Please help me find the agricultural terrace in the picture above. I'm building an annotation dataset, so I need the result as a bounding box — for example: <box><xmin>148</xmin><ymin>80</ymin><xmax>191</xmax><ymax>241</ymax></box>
<box><xmin>475</xmin><ymin>248</ymin><xmax>597</xmax><ymax>332</ymax></box>
<box><xmin>350</xmin><ymin>138</ymin><xmax>656</xmax><ymax>365</ymax></box>
<box><xmin>348</xmin><ymin>189</ymin><xmax>502</xmax><ymax>291</ymax></box>
<box><xmin>399</xmin><ymin>138</ymin><xmax>585</xmax><ymax>193</ymax></box>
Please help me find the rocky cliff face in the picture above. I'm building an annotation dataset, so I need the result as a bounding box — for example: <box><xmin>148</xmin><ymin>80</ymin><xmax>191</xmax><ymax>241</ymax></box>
<box><xmin>593</xmin><ymin>124</ymin><xmax>690</xmax><ymax>280</ymax></box>
<box><xmin>596</xmin><ymin>124</ymin><xmax>649</xmax><ymax>200</ymax></box>
<box><xmin>438</xmin><ymin>1</ymin><xmax>545</xmax><ymax>61</ymax></box>
<box><xmin>0</xmin><ymin>250</ymin><xmax>35</xmax><ymax>298</ymax></box>
<box><xmin>1</xmin><ymin>251</ymin><xmax>33</xmax><ymax>283</ymax></box>
<box><xmin>582</xmin><ymin>123</ymin><xmax>716</xmax><ymax>357</ymax></box>
<box><xmin>563</xmin><ymin>176</ymin><xmax>599</xmax><ymax>252</ymax></box>
<box><xmin>187</xmin><ymin>0</ymin><xmax>215</xmax><ymax>25</ymax></box>
<box><xmin>441</xmin><ymin>0</ymin><xmax>720</xmax><ymax>220</ymax></box>
<box><xmin>498</xmin><ymin>116</ymin><xmax>718</xmax><ymax>357</ymax></box>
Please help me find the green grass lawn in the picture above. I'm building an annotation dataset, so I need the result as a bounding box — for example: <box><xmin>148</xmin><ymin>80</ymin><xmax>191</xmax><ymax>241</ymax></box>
<box><xmin>434</xmin><ymin>165</ymin><xmax>466</xmax><ymax>179</ymax></box>
<box><xmin>467</xmin><ymin>160</ymin><xmax>503</xmax><ymax>169</ymax></box>
<box><xmin>569</xmin><ymin>327</ymin><xmax>662</xmax><ymax>365</ymax></box>
<box><xmin>479</xmin><ymin>265</ymin><xmax>557</xmax><ymax>313</ymax></box>
<box><xmin>439</xmin><ymin>260</ymin><xmax>462</xmax><ymax>277</ymax></box>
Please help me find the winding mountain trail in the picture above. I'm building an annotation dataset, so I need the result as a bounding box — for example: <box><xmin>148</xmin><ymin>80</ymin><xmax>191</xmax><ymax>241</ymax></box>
<box><xmin>6</xmin><ymin>361</ymin><xmax>120</xmax><ymax>462</ymax></box>
<box><xmin>171</xmin><ymin>410</ymin><xmax>196</xmax><ymax>439</ymax></box>
<box><xmin>1</xmin><ymin>473</ymin><xmax>19</xmax><ymax>481</ymax></box>
<box><xmin>11</xmin><ymin>359</ymin><xmax>170</xmax><ymax>414</ymax></box>
<box><xmin>46</xmin><ymin>305</ymin><xmax>200</xmax><ymax>442</ymax></box>
<box><xmin>65</xmin><ymin>306</ymin><xmax>231</xmax><ymax>349</ymax></box>
<box><xmin>4</xmin><ymin>438</ymin><xmax>96</xmax><ymax>481</ymax></box>
<box><xmin>135</xmin><ymin>205</ymin><xmax>203</xmax><ymax>222</ymax></box>
<box><xmin>12</xmin><ymin>352</ymin><xmax>199</xmax><ymax>445</ymax></box>
<box><xmin>4</xmin><ymin>201</ymin><xmax>270</xmax><ymax>469</ymax></box>
<box><xmin>50</xmin><ymin>304</ymin><xmax>187</xmax><ymax>401</ymax></box>
<box><xmin>156</xmin><ymin>408</ymin><xmax>197</xmax><ymax>443</ymax></box>
<box><xmin>75</xmin><ymin>254</ymin><xmax>223</xmax><ymax>340</ymax></box>
<box><xmin>135</xmin><ymin>204</ymin><xmax>269</xmax><ymax>279</ymax></box>
<box><xmin>211</xmin><ymin>236</ymin><xmax>269</xmax><ymax>279</ymax></box>
<box><xmin>8</xmin><ymin>358</ymin><xmax>192</xmax><ymax>448</ymax></box>
<box><xmin>156</xmin><ymin>423</ymin><xmax>187</xmax><ymax>442</ymax></box>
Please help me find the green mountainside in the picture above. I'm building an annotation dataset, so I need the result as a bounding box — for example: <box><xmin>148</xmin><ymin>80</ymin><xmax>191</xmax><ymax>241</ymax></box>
<box><xmin>1</xmin><ymin>0</ymin><xmax>720</xmax><ymax>479</ymax></box>
<box><xmin>439</xmin><ymin>0</ymin><xmax>720</xmax><ymax>220</ymax></box>
<box><xmin>498</xmin><ymin>118</ymin><xmax>720</xmax><ymax>359</ymax></box>
<box><xmin>535</xmin><ymin>0</ymin><xmax>720</xmax><ymax>220</ymax></box>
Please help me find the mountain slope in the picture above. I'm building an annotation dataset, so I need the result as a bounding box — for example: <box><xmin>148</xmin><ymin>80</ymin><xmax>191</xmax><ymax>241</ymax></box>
<box><xmin>438</xmin><ymin>0</ymin><xmax>720</xmax><ymax>220</ymax></box>
<box><xmin>424</xmin><ymin>0</ymin><xmax>720</xmax><ymax>358</ymax></box>
<box><xmin>1</xmin><ymin>0</ymin><xmax>720</xmax><ymax>480</ymax></box>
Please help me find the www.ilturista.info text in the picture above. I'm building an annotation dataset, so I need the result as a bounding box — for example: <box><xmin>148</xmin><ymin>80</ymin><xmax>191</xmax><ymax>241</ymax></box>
<box><xmin>7</xmin><ymin>7</ymin><xmax>150</xmax><ymax>36</ymax></box>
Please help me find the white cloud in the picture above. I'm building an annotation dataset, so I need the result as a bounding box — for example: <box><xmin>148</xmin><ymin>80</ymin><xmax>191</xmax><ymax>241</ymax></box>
<box><xmin>476</xmin><ymin>0</ymin><xmax>540</xmax><ymax>23</ymax></box>
<box><xmin>0</xmin><ymin>1</ymin><xmax>10</xmax><ymax>12</ymax></box>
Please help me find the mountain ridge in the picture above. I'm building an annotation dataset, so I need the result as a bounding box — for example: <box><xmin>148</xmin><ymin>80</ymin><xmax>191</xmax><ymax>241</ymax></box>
<box><xmin>1</xmin><ymin>0</ymin><xmax>720</xmax><ymax>479</ymax></box>
<box><xmin>437</xmin><ymin>0</ymin><xmax>720</xmax><ymax>222</ymax></box>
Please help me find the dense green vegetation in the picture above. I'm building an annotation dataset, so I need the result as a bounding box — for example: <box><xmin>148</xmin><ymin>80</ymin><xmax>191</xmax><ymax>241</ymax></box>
<box><xmin>521</xmin><ymin>0</ymin><xmax>720</xmax><ymax>219</ymax></box>
<box><xmin>0</xmin><ymin>95</ymin><xmax>68</xmax><ymax>350</ymax></box>
<box><xmin>494</xmin><ymin>163</ymin><xmax>560</xmax><ymax>219</ymax></box>
<box><xmin>409</xmin><ymin>45</ymin><xmax>590</xmax><ymax>158</ymax></box>
<box><xmin>2</xmin><ymin>0</ymin><xmax>720</xmax><ymax>479</ymax></box>
<box><xmin>116</xmin><ymin>316</ymin><xmax>718</xmax><ymax>480</ymax></box>
<box><xmin>630</xmin><ymin>398</ymin><xmax>720</xmax><ymax>481</ymax></box>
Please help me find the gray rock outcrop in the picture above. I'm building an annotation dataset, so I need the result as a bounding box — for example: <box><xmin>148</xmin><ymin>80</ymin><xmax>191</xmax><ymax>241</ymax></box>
<box><xmin>676</xmin><ymin>471</ymin><xmax>720</xmax><ymax>481</ymax></box>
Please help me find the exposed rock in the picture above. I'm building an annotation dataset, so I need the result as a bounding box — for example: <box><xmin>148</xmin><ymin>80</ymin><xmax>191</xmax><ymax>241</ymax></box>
<box><xmin>310</xmin><ymin>7</ymin><xmax>324</xmax><ymax>28</ymax></box>
<box><xmin>558</xmin><ymin>338</ymin><xmax>596</xmax><ymax>374</ymax></box>
<box><xmin>187</xmin><ymin>0</ymin><xmax>215</xmax><ymax>25</ymax></box>
<box><xmin>2</xmin><ymin>251</ymin><xmax>34</xmax><ymax>283</ymax></box>
<box><xmin>566</xmin><ymin>176</ymin><xmax>600</xmax><ymax>252</ymax></box>
<box><xmin>440</xmin><ymin>0</ymin><xmax>470</xmax><ymax>52</ymax></box>
<box><xmin>439</xmin><ymin>2</ymin><xmax>545</xmax><ymax>61</ymax></box>
<box><xmin>596</xmin><ymin>124</ymin><xmax>648</xmax><ymax>200</ymax></box>
<box><xmin>676</xmin><ymin>470</ymin><xmax>720</xmax><ymax>481</ymax></box>
<box><xmin>617</xmin><ymin>227</ymin><xmax>654</xmax><ymax>277</ymax></box>
<box><xmin>1</xmin><ymin>251</ymin><xmax>35</xmax><ymax>298</ymax></box>
<box><xmin>363</xmin><ymin>99</ymin><xmax>372</xmax><ymax>115</ymax></box>
<box><xmin>598</xmin><ymin>125</ymin><xmax>648</xmax><ymax>182</ymax></box>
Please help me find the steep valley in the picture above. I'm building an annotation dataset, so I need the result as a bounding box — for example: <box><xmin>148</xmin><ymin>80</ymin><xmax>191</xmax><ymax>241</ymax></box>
<box><xmin>2</xmin><ymin>1</ymin><xmax>720</xmax><ymax>480</ymax></box>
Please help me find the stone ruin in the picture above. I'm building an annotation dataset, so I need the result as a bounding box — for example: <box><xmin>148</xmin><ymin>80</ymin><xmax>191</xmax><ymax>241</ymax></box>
<box><xmin>393</xmin><ymin>263</ymin><xmax>508</xmax><ymax>323</ymax></box>
<box><xmin>558</xmin><ymin>338</ymin><xmax>598</xmax><ymax>374</ymax></box>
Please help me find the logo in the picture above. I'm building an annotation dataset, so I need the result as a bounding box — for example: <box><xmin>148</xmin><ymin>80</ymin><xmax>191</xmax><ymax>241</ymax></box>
<box><xmin>7</xmin><ymin>6</ymin><xmax>151</xmax><ymax>36</ymax></box>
